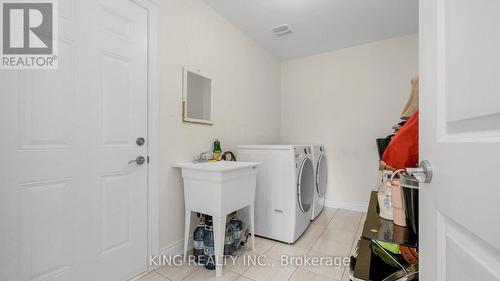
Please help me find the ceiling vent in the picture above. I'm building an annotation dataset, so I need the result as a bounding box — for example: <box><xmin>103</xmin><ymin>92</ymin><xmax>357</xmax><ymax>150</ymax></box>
<box><xmin>271</xmin><ymin>24</ymin><xmax>292</xmax><ymax>36</ymax></box>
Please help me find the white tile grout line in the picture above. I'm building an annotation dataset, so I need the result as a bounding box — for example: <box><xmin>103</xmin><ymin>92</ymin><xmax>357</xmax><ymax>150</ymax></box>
<box><xmin>160</xmin><ymin>271</ymin><xmax>176</xmax><ymax>281</ymax></box>
<box><xmin>286</xmin><ymin>267</ymin><xmax>299</xmax><ymax>281</ymax></box>
<box><xmin>152</xmin><ymin>269</ymin><xmax>174</xmax><ymax>281</ymax></box>
<box><xmin>144</xmin><ymin>271</ymin><xmax>171</xmax><ymax>281</ymax></box>
<box><xmin>159</xmin><ymin>271</ymin><xmax>174</xmax><ymax>281</ymax></box>
<box><xmin>310</xmin><ymin>209</ymin><xmax>364</xmax><ymax>280</ymax></box>
<box><xmin>238</xmin><ymin>274</ymin><xmax>257</xmax><ymax>281</ymax></box>
<box><xmin>309</xmin><ymin>208</ymin><xmax>339</xmax><ymax>250</ymax></box>
<box><xmin>319</xmin><ymin>208</ymin><xmax>339</xmax><ymax>228</ymax></box>
<box><xmin>295</xmin><ymin>207</ymin><xmax>339</xmax><ymax>253</ymax></box>
<box><xmin>310</xmin><ymin>207</ymin><xmax>359</xmax><ymax>253</ymax></box>
<box><xmin>259</xmin><ymin>208</ymin><xmax>359</xmax><ymax>281</ymax></box>
<box><xmin>158</xmin><ymin>263</ymin><xmax>201</xmax><ymax>281</ymax></box>
<box><xmin>239</xmin><ymin>254</ymin><xmax>298</xmax><ymax>281</ymax></box>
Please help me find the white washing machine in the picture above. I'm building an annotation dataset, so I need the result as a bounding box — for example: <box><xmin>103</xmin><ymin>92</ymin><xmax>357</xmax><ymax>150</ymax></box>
<box><xmin>309</xmin><ymin>145</ymin><xmax>328</xmax><ymax>220</ymax></box>
<box><xmin>236</xmin><ymin>145</ymin><xmax>315</xmax><ymax>243</ymax></box>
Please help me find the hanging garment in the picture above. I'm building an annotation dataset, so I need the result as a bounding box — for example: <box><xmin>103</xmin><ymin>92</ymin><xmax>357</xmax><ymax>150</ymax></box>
<box><xmin>382</xmin><ymin>111</ymin><xmax>419</xmax><ymax>169</ymax></box>
<box><xmin>401</xmin><ymin>76</ymin><xmax>419</xmax><ymax>119</ymax></box>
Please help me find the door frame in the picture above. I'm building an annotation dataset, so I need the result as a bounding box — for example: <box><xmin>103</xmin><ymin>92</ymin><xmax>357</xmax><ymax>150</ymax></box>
<box><xmin>131</xmin><ymin>0</ymin><xmax>160</xmax><ymax>270</ymax></box>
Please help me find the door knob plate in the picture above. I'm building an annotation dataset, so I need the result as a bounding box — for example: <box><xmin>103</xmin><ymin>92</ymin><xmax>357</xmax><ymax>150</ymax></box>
<box><xmin>129</xmin><ymin>156</ymin><xmax>146</xmax><ymax>165</ymax></box>
<box><xmin>136</xmin><ymin>137</ymin><xmax>146</xmax><ymax>146</ymax></box>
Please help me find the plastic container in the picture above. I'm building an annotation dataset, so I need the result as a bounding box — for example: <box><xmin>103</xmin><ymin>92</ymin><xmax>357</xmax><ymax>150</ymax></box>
<box><xmin>229</xmin><ymin>214</ymin><xmax>243</xmax><ymax>252</ymax></box>
<box><xmin>391</xmin><ymin>183</ymin><xmax>406</xmax><ymax>227</ymax></box>
<box><xmin>193</xmin><ymin>217</ymin><xmax>206</xmax><ymax>263</ymax></box>
<box><xmin>390</xmin><ymin>170</ymin><xmax>406</xmax><ymax>227</ymax></box>
<box><xmin>224</xmin><ymin>222</ymin><xmax>235</xmax><ymax>256</ymax></box>
<box><xmin>203</xmin><ymin>224</ymin><xmax>215</xmax><ymax>270</ymax></box>
<box><xmin>377</xmin><ymin>171</ymin><xmax>393</xmax><ymax>221</ymax></box>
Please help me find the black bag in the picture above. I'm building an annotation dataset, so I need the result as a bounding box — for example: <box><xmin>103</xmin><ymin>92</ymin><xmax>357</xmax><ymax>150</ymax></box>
<box><xmin>376</xmin><ymin>135</ymin><xmax>394</xmax><ymax>159</ymax></box>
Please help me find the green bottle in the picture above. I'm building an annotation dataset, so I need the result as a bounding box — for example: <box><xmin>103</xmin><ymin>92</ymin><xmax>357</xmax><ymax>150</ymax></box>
<box><xmin>213</xmin><ymin>139</ymin><xmax>222</xmax><ymax>160</ymax></box>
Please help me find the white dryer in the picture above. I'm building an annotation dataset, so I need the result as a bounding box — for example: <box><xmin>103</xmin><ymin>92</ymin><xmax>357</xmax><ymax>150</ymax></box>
<box><xmin>309</xmin><ymin>145</ymin><xmax>328</xmax><ymax>220</ymax></box>
<box><xmin>236</xmin><ymin>145</ymin><xmax>315</xmax><ymax>243</ymax></box>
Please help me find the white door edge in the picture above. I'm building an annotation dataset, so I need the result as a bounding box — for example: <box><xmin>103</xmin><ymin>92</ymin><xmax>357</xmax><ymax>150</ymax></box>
<box><xmin>132</xmin><ymin>0</ymin><xmax>160</xmax><ymax>273</ymax></box>
<box><xmin>420</xmin><ymin>0</ymin><xmax>500</xmax><ymax>279</ymax></box>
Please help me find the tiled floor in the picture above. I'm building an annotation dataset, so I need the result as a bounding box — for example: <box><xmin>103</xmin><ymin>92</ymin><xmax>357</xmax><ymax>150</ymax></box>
<box><xmin>138</xmin><ymin>208</ymin><xmax>367</xmax><ymax>281</ymax></box>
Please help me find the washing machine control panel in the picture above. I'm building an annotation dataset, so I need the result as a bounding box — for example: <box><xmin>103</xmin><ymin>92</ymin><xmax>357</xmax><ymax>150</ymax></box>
<box><xmin>296</xmin><ymin>147</ymin><xmax>311</xmax><ymax>155</ymax></box>
<box><xmin>295</xmin><ymin>147</ymin><xmax>310</xmax><ymax>158</ymax></box>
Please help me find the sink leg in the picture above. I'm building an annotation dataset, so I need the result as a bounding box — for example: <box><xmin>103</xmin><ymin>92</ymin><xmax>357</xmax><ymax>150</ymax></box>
<box><xmin>213</xmin><ymin>215</ymin><xmax>225</xmax><ymax>277</ymax></box>
<box><xmin>183</xmin><ymin>210</ymin><xmax>191</xmax><ymax>262</ymax></box>
<box><xmin>249</xmin><ymin>204</ymin><xmax>255</xmax><ymax>250</ymax></box>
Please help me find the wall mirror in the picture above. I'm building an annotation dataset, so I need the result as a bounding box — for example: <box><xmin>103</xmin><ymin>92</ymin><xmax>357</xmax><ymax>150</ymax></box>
<box><xmin>182</xmin><ymin>67</ymin><xmax>213</xmax><ymax>125</ymax></box>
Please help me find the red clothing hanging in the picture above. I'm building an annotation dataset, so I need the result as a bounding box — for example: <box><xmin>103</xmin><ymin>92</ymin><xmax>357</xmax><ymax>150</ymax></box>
<box><xmin>382</xmin><ymin>111</ymin><xmax>419</xmax><ymax>169</ymax></box>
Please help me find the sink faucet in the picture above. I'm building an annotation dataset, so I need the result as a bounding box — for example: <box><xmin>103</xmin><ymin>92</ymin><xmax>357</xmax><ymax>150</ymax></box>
<box><xmin>194</xmin><ymin>151</ymin><xmax>213</xmax><ymax>163</ymax></box>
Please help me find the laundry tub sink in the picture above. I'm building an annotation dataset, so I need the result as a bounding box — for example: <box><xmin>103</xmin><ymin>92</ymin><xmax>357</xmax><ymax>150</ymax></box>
<box><xmin>174</xmin><ymin>161</ymin><xmax>259</xmax><ymax>277</ymax></box>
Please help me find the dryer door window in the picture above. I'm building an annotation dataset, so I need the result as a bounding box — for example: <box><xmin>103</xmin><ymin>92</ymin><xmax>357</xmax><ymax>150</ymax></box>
<box><xmin>297</xmin><ymin>158</ymin><xmax>315</xmax><ymax>213</ymax></box>
<box><xmin>316</xmin><ymin>154</ymin><xmax>328</xmax><ymax>198</ymax></box>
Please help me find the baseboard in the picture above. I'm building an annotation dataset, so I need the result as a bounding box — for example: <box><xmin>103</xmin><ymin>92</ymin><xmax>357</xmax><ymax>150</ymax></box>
<box><xmin>145</xmin><ymin>239</ymin><xmax>188</xmax><ymax>271</ymax></box>
<box><xmin>324</xmin><ymin>199</ymin><xmax>368</xmax><ymax>212</ymax></box>
<box><xmin>158</xmin><ymin>239</ymin><xmax>186</xmax><ymax>257</ymax></box>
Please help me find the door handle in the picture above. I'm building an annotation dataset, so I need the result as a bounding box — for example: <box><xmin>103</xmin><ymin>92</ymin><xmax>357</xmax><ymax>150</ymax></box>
<box><xmin>406</xmin><ymin>160</ymin><xmax>433</xmax><ymax>183</ymax></box>
<box><xmin>128</xmin><ymin>156</ymin><xmax>146</xmax><ymax>165</ymax></box>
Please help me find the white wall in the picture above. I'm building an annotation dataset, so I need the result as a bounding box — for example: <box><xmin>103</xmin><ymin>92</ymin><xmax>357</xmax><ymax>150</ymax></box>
<box><xmin>158</xmin><ymin>0</ymin><xmax>281</xmax><ymax>251</ymax></box>
<box><xmin>281</xmin><ymin>34</ymin><xmax>418</xmax><ymax>209</ymax></box>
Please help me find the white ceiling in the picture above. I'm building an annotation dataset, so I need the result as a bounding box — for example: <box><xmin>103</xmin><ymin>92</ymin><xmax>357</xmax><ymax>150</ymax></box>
<box><xmin>203</xmin><ymin>0</ymin><xmax>418</xmax><ymax>60</ymax></box>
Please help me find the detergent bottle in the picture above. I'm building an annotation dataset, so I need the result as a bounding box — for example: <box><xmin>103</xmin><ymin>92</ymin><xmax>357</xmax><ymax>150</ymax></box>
<box><xmin>213</xmin><ymin>139</ymin><xmax>222</xmax><ymax>160</ymax></box>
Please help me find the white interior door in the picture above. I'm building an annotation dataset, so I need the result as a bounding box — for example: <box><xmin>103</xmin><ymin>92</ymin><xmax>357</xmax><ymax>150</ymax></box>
<box><xmin>0</xmin><ymin>0</ymin><xmax>149</xmax><ymax>280</ymax></box>
<box><xmin>420</xmin><ymin>0</ymin><xmax>500</xmax><ymax>280</ymax></box>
